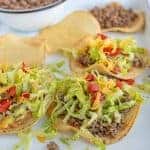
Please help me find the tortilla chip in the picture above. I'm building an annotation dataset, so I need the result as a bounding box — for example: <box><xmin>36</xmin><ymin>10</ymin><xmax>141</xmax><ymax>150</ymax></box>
<box><xmin>39</xmin><ymin>11</ymin><xmax>101</xmax><ymax>54</ymax></box>
<box><xmin>0</xmin><ymin>34</ymin><xmax>45</xmax><ymax>66</ymax></box>
<box><xmin>0</xmin><ymin>112</ymin><xmax>37</xmax><ymax>134</ymax></box>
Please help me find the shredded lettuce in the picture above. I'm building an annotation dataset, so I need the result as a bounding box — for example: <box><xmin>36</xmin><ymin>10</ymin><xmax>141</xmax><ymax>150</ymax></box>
<box><xmin>138</xmin><ymin>82</ymin><xmax>150</xmax><ymax>94</ymax></box>
<box><xmin>47</xmin><ymin>60</ymin><xmax>67</xmax><ymax>78</ymax></box>
<box><xmin>123</xmin><ymin>85</ymin><xmax>143</xmax><ymax>103</ymax></box>
<box><xmin>80</xmin><ymin>128</ymin><xmax>105</xmax><ymax>150</ymax></box>
<box><xmin>0</xmin><ymin>63</ymin><xmax>54</xmax><ymax>123</ymax></box>
<box><xmin>60</xmin><ymin>128</ymin><xmax>105</xmax><ymax>150</ymax></box>
<box><xmin>104</xmin><ymin>89</ymin><xmax>123</xmax><ymax>106</ymax></box>
<box><xmin>89</xmin><ymin>47</ymin><xmax>106</xmax><ymax>63</ymax></box>
<box><xmin>35</xmin><ymin>117</ymin><xmax>57</xmax><ymax>141</ymax></box>
<box><xmin>119</xmin><ymin>38</ymin><xmax>137</xmax><ymax>53</ymax></box>
<box><xmin>119</xmin><ymin>101</ymin><xmax>136</xmax><ymax>111</ymax></box>
<box><xmin>0</xmin><ymin>73</ymin><xmax>7</xmax><ymax>85</ymax></box>
<box><xmin>14</xmin><ymin>131</ymin><xmax>32</xmax><ymax>150</ymax></box>
<box><xmin>115</xmin><ymin>56</ymin><xmax>132</xmax><ymax>75</ymax></box>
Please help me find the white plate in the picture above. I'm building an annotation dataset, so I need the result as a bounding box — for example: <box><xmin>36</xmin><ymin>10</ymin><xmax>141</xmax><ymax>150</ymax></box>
<box><xmin>0</xmin><ymin>0</ymin><xmax>149</xmax><ymax>150</ymax></box>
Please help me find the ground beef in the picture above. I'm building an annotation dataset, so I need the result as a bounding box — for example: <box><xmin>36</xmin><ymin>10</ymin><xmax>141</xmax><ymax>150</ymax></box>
<box><xmin>68</xmin><ymin>117</ymin><xmax>82</xmax><ymax>129</ymax></box>
<box><xmin>90</xmin><ymin>2</ymin><xmax>138</xmax><ymax>29</ymax></box>
<box><xmin>0</xmin><ymin>0</ymin><xmax>61</xmax><ymax>10</ymax></box>
<box><xmin>88</xmin><ymin>120</ymin><xmax>122</xmax><ymax>138</ymax></box>
<box><xmin>47</xmin><ymin>141</ymin><xmax>59</xmax><ymax>150</ymax></box>
<box><xmin>78</xmin><ymin>54</ymin><xmax>95</xmax><ymax>67</ymax></box>
<box><xmin>88</xmin><ymin>92</ymin><xmax>133</xmax><ymax>138</ymax></box>
<box><xmin>133</xmin><ymin>56</ymin><xmax>144</xmax><ymax>68</ymax></box>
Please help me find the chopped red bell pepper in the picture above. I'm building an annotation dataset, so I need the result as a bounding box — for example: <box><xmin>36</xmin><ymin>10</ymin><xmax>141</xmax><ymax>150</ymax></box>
<box><xmin>85</xmin><ymin>74</ymin><xmax>95</xmax><ymax>81</ymax></box>
<box><xmin>97</xmin><ymin>33</ymin><xmax>107</xmax><ymax>40</ymax></box>
<box><xmin>116</xmin><ymin>80</ymin><xmax>123</xmax><ymax>89</ymax></box>
<box><xmin>123</xmin><ymin>79</ymin><xmax>135</xmax><ymax>85</ymax></box>
<box><xmin>116</xmin><ymin>79</ymin><xmax>135</xmax><ymax>88</ymax></box>
<box><xmin>21</xmin><ymin>92</ymin><xmax>30</xmax><ymax>99</ymax></box>
<box><xmin>0</xmin><ymin>99</ymin><xmax>11</xmax><ymax>113</ymax></box>
<box><xmin>88</xmin><ymin>82</ymin><xmax>99</xmax><ymax>93</ymax></box>
<box><xmin>103</xmin><ymin>47</ymin><xmax>113</xmax><ymax>54</ymax></box>
<box><xmin>103</xmin><ymin>47</ymin><xmax>121</xmax><ymax>57</ymax></box>
<box><xmin>109</xmin><ymin>48</ymin><xmax>121</xmax><ymax>57</ymax></box>
<box><xmin>7</xmin><ymin>86</ymin><xmax>16</xmax><ymax>98</ymax></box>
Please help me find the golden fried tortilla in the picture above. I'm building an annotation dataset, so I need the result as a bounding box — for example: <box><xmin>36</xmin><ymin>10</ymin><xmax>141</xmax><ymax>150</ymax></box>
<box><xmin>0</xmin><ymin>34</ymin><xmax>45</xmax><ymax>66</ymax></box>
<box><xmin>39</xmin><ymin>11</ymin><xmax>101</xmax><ymax>54</ymax></box>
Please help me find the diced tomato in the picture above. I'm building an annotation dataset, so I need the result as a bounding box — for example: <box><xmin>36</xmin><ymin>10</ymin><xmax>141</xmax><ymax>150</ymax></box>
<box><xmin>97</xmin><ymin>33</ymin><xmax>107</xmax><ymax>40</ymax></box>
<box><xmin>21</xmin><ymin>92</ymin><xmax>30</xmax><ymax>99</ymax></box>
<box><xmin>103</xmin><ymin>47</ymin><xmax>121</xmax><ymax>57</ymax></box>
<box><xmin>91</xmin><ymin>92</ymin><xmax>102</xmax><ymax>102</ymax></box>
<box><xmin>85</xmin><ymin>74</ymin><xmax>95</xmax><ymax>81</ymax></box>
<box><xmin>112</xmin><ymin>65</ymin><xmax>121</xmax><ymax>74</ymax></box>
<box><xmin>116</xmin><ymin>80</ymin><xmax>123</xmax><ymax>89</ymax></box>
<box><xmin>88</xmin><ymin>82</ymin><xmax>99</xmax><ymax>93</ymax></box>
<box><xmin>109</xmin><ymin>48</ymin><xmax>121</xmax><ymax>57</ymax></box>
<box><xmin>103</xmin><ymin>47</ymin><xmax>113</xmax><ymax>54</ymax></box>
<box><xmin>123</xmin><ymin>79</ymin><xmax>135</xmax><ymax>85</ymax></box>
<box><xmin>22</xmin><ymin>62</ymin><xmax>28</xmax><ymax>73</ymax></box>
<box><xmin>0</xmin><ymin>99</ymin><xmax>11</xmax><ymax>113</ymax></box>
<box><xmin>7</xmin><ymin>86</ymin><xmax>16</xmax><ymax>98</ymax></box>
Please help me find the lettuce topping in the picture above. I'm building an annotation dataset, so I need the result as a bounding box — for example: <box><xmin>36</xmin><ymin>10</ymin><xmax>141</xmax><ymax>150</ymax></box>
<box><xmin>0</xmin><ymin>63</ymin><xmax>52</xmax><ymax>127</ymax></box>
<box><xmin>46</xmin><ymin>70</ymin><xmax>143</xmax><ymax>149</ymax></box>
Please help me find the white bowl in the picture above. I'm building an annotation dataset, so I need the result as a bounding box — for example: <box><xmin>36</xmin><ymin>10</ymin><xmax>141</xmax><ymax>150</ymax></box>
<box><xmin>0</xmin><ymin>0</ymin><xmax>68</xmax><ymax>32</ymax></box>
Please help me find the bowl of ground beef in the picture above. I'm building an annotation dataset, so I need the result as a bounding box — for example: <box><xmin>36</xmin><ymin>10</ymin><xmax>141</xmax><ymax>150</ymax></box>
<box><xmin>0</xmin><ymin>0</ymin><xmax>68</xmax><ymax>31</ymax></box>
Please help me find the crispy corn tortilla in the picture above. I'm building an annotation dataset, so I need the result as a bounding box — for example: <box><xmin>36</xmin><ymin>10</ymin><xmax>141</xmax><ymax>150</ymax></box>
<box><xmin>39</xmin><ymin>11</ymin><xmax>101</xmax><ymax>54</ymax></box>
<box><xmin>70</xmin><ymin>36</ymin><xmax>149</xmax><ymax>80</ymax></box>
<box><xmin>0</xmin><ymin>112</ymin><xmax>37</xmax><ymax>134</ymax></box>
<box><xmin>48</xmin><ymin>103</ymin><xmax>140</xmax><ymax>145</ymax></box>
<box><xmin>0</xmin><ymin>34</ymin><xmax>45</xmax><ymax>66</ymax></box>
<box><xmin>70</xmin><ymin>61</ymin><xmax>145</xmax><ymax>80</ymax></box>
<box><xmin>101</xmin><ymin>11</ymin><xmax>145</xmax><ymax>33</ymax></box>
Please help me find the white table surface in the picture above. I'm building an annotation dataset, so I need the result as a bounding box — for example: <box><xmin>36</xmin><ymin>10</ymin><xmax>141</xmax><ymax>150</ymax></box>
<box><xmin>0</xmin><ymin>0</ymin><xmax>149</xmax><ymax>150</ymax></box>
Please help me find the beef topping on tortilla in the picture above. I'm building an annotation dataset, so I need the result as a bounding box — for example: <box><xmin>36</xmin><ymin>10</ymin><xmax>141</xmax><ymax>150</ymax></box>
<box><xmin>88</xmin><ymin>120</ymin><xmax>122</xmax><ymax>138</ymax></box>
<box><xmin>47</xmin><ymin>141</ymin><xmax>59</xmax><ymax>150</ymax></box>
<box><xmin>0</xmin><ymin>0</ymin><xmax>61</xmax><ymax>10</ymax></box>
<box><xmin>68</xmin><ymin>117</ymin><xmax>82</xmax><ymax>129</ymax></box>
<box><xmin>90</xmin><ymin>3</ymin><xmax>138</xmax><ymax>29</ymax></box>
<box><xmin>78</xmin><ymin>54</ymin><xmax>95</xmax><ymax>67</ymax></box>
<box><xmin>133</xmin><ymin>56</ymin><xmax>144</xmax><ymax>68</ymax></box>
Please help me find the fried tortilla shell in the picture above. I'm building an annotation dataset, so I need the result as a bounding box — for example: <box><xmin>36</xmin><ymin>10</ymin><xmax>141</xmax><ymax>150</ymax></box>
<box><xmin>70</xmin><ymin>61</ymin><xmax>145</xmax><ymax>80</ymax></box>
<box><xmin>39</xmin><ymin>11</ymin><xmax>101</xmax><ymax>54</ymax></box>
<box><xmin>0</xmin><ymin>112</ymin><xmax>37</xmax><ymax>134</ymax></box>
<box><xmin>0</xmin><ymin>34</ymin><xmax>45</xmax><ymax>65</ymax></box>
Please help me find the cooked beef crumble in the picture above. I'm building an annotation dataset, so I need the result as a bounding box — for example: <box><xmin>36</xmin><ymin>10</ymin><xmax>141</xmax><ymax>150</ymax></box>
<box><xmin>90</xmin><ymin>3</ymin><xmax>138</xmax><ymax>29</ymax></box>
<box><xmin>78</xmin><ymin>54</ymin><xmax>95</xmax><ymax>67</ymax></box>
<box><xmin>88</xmin><ymin>120</ymin><xmax>122</xmax><ymax>138</ymax></box>
<box><xmin>68</xmin><ymin>117</ymin><xmax>82</xmax><ymax>129</ymax></box>
<box><xmin>88</xmin><ymin>106</ymin><xmax>132</xmax><ymax>138</ymax></box>
<box><xmin>47</xmin><ymin>141</ymin><xmax>59</xmax><ymax>150</ymax></box>
<box><xmin>0</xmin><ymin>0</ymin><xmax>61</xmax><ymax>10</ymax></box>
<box><xmin>133</xmin><ymin>56</ymin><xmax>144</xmax><ymax>68</ymax></box>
